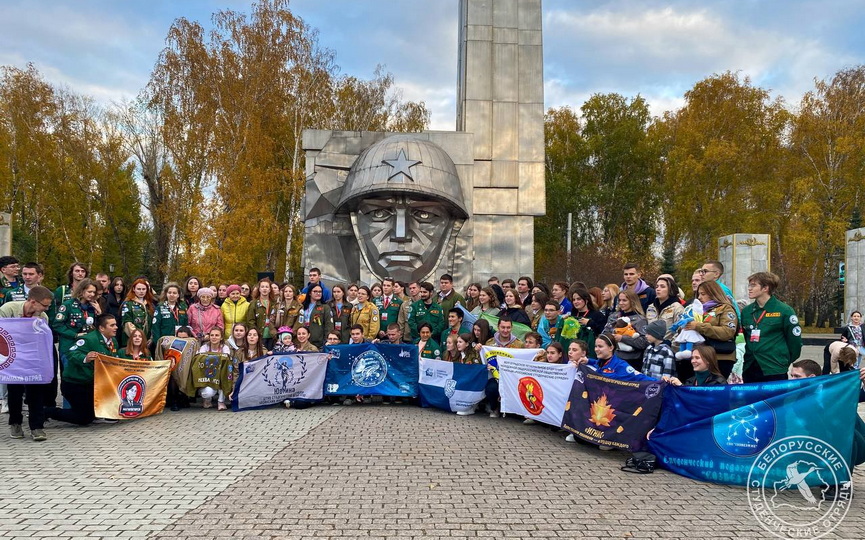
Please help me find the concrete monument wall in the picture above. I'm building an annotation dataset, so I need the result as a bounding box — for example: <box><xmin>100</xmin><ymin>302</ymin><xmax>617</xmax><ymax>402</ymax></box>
<box><xmin>718</xmin><ymin>234</ymin><xmax>771</xmax><ymax>303</ymax></box>
<box><xmin>845</xmin><ymin>228</ymin><xmax>865</xmax><ymax>319</ymax></box>
<box><xmin>301</xmin><ymin>0</ymin><xmax>545</xmax><ymax>286</ymax></box>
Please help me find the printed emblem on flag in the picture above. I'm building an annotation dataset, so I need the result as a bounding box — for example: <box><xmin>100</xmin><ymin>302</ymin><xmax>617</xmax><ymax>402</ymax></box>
<box><xmin>444</xmin><ymin>379</ymin><xmax>457</xmax><ymax>398</ymax></box>
<box><xmin>118</xmin><ymin>375</ymin><xmax>146</xmax><ymax>418</ymax></box>
<box><xmin>518</xmin><ymin>376</ymin><xmax>544</xmax><ymax>416</ymax></box>
<box><xmin>0</xmin><ymin>326</ymin><xmax>15</xmax><ymax>370</ymax></box>
<box><xmin>350</xmin><ymin>350</ymin><xmax>388</xmax><ymax>387</ymax></box>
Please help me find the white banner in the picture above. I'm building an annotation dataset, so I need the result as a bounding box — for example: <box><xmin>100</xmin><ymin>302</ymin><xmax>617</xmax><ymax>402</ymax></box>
<box><xmin>490</xmin><ymin>348</ymin><xmax>576</xmax><ymax>426</ymax></box>
<box><xmin>233</xmin><ymin>353</ymin><xmax>329</xmax><ymax>411</ymax></box>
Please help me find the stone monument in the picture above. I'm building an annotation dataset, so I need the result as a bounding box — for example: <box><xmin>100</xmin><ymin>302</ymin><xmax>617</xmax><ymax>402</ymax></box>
<box><xmin>844</xmin><ymin>228</ymin><xmax>865</xmax><ymax>319</ymax></box>
<box><xmin>301</xmin><ymin>0</ymin><xmax>545</xmax><ymax>285</ymax></box>
<box><xmin>0</xmin><ymin>213</ymin><xmax>10</xmax><ymax>257</ymax></box>
<box><xmin>717</xmin><ymin>234</ymin><xmax>771</xmax><ymax>303</ymax></box>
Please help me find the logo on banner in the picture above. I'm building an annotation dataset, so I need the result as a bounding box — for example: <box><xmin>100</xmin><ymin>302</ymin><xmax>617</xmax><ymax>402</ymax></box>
<box><xmin>351</xmin><ymin>350</ymin><xmax>388</xmax><ymax>387</ymax></box>
<box><xmin>444</xmin><ymin>379</ymin><xmax>457</xmax><ymax>398</ymax></box>
<box><xmin>747</xmin><ymin>436</ymin><xmax>852</xmax><ymax>539</ymax></box>
<box><xmin>517</xmin><ymin>376</ymin><xmax>544</xmax><ymax>416</ymax></box>
<box><xmin>118</xmin><ymin>375</ymin><xmax>146</xmax><ymax>418</ymax></box>
<box><xmin>589</xmin><ymin>394</ymin><xmax>616</xmax><ymax>427</ymax></box>
<box><xmin>713</xmin><ymin>402</ymin><xmax>776</xmax><ymax>456</ymax></box>
<box><xmin>262</xmin><ymin>355</ymin><xmax>307</xmax><ymax>392</ymax></box>
<box><xmin>0</xmin><ymin>326</ymin><xmax>16</xmax><ymax>370</ymax></box>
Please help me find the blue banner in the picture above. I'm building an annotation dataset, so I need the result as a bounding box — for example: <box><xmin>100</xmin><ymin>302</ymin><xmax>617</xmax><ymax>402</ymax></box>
<box><xmin>324</xmin><ymin>342</ymin><xmax>419</xmax><ymax>397</ymax></box>
<box><xmin>647</xmin><ymin>371</ymin><xmax>860</xmax><ymax>486</ymax></box>
<box><xmin>418</xmin><ymin>357</ymin><xmax>487</xmax><ymax>412</ymax></box>
<box><xmin>562</xmin><ymin>366</ymin><xmax>666</xmax><ymax>451</ymax></box>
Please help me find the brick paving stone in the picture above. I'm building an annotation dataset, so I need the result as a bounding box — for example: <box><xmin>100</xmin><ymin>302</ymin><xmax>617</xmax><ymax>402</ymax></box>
<box><xmin>150</xmin><ymin>405</ymin><xmax>865</xmax><ymax>539</ymax></box>
<box><xmin>0</xmin><ymin>405</ymin><xmax>339</xmax><ymax>539</ymax></box>
<box><xmin>5</xmin><ymin>401</ymin><xmax>865</xmax><ymax>539</ymax></box>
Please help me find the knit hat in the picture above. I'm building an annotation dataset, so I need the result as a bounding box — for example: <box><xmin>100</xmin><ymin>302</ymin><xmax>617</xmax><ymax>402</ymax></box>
<box><xmin>226</xmin><ymin>284</ymin><xmax>242</xmax><ymax>295</ymax></box>
<box><xmin>646</xmin><ymin>320</ymin><xmax>667</xmax><ymax>340</ymax></box>
<box><xmin>197</xmin><ymin>287</ymin><xmax>215</xmax><ymax>298</ymax></box>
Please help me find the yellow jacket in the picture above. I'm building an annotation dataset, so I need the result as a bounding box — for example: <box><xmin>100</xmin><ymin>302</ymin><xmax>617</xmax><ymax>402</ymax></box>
<box><xmin>350</xmin><ymin>301</ymin><xmax>381</xmax><ymax>341</ymax></box>
<box><xmin>221</xmin><ymin>298</ymin><xmax>250</xmax><ymax>339</ymax></box>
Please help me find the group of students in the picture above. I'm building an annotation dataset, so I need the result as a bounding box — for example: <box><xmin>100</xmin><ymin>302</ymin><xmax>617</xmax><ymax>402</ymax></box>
<box><xmin>0</xmin><ymin>254</ymin><xmax>854</xmax><ymax>444</ymax></box>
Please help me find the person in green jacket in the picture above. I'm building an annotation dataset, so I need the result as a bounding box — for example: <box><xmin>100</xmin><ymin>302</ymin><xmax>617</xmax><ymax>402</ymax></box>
<box><xmin>47</xmin><ymin>313</ymin><xmax>119</xmax><ymax>426</ymax></box>
<box><xmin>373</xmin><ymin>278</ymin><xmax>402</xmax><ymax>339</ymax></box>
<box><xmin>436</xmin><ymin>273</ymin><xmax>465</xmax><ymax>314</ymax></box>
<box><xmin>151</xmin><ymin>282</ymin><xmax>189</xmax><ymax>346</ymax></box>
<box><xmin>51</xmin><ymin>279</ymin><xmax>99</xmax><ymax>366</ymax></box>
<box><xmin>246</xmin><ymin>278</ymin><xmax>277</xmax><ymax>348</ymax></box>
<box><xmin>121</xmin><ymin>278</ymin><xmax>156</xmax><ymax>347</ymax></box>
<box><xmin>407</xmin><ymin>282</ymin><xmax>445</xmax><ymax>342</ymax></box>
<box><xmin>50</xmin><ymin>262</ymin><xmax>88</xmax><ymax>320</ymax></box>
<box><xmin>416</xmin><ymin>322</ymin><xmax>441</xmax><ymax>360</ymax></box>
<box><xmin>741</xmin><ymin>272</ymin><xmax>803</xmax><ymax>383</ymax></box>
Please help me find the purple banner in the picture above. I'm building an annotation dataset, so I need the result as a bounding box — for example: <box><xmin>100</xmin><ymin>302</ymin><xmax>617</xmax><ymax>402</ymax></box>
<box><xmin>0</xmin><ymin>318</ymin><xmax>54</xmax><ymax>384</ymax></box>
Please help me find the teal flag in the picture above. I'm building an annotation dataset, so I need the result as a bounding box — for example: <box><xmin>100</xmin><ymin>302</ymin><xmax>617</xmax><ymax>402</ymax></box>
<box><xmin>648</xmin><ymin>371</ymin><xmax>861</xmax><ymax>486</ymax></box>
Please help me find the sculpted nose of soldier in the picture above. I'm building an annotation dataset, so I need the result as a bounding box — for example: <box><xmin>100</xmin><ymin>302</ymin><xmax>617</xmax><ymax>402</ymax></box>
<box><xmin>390</xmin><ymin>206</ymin><xmax>412</xmax><ymax>244</ymax></box>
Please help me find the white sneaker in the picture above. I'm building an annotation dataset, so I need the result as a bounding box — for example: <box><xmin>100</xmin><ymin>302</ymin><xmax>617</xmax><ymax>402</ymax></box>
<box><xmin>489</xmin><ymin>410</ymin><xmax>498</xmax><ymax>418</ymax></box>
<box><xmin>456</xmin><ymin>409</ymin><xmax>475</xmax><ymax>416</ymax></box>
<box><xmin>283</xmin><ymin>400</ymin><xmax>292</xmax><ymax>409</ymax></box>
<box><xmin>0</xmin><ymin>401</ymin><xmax>8</xmax><ymax>414</ymax></box>
<box><xmin>565</xmin><ymin>433</ymin><xmax>576</xmax><ymax>443</ymax></box>
<box><xmin>523</xmin><ymin>418</ymin><xmax>536</xmax><ymax>425</ymax></box>
<box><xmin>599</xmin><ymin>445</ymin><xmax>615</xmax><ymax>451</ymax></box>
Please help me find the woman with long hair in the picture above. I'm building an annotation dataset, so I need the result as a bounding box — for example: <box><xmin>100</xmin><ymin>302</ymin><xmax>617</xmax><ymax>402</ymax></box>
<box><xmin>471</xmin><ymin>319</ymin><xmax>493</xmax><ymax>352</ymax></box>
<box><xmin>329</xmin><ymin>284</ymin><xmax>352</xmax><ymax>343</ymax></box>
<box><xmin>685</xmin><ymin>281</ymin><xmax>738</xmax><ymax>378</ymax></box>
<box><xmin>52</xmin><ymin>278</ymin><xmax>100</xmax><ymax>364</ymax></box>
<box><xmin>570</xmin><ymin>288</ymin><xmax>606</xmax><ymax>339</ymax></box>
<box><xmin>105</xmin><ymin>277</ymin><xmax>126</xmax><ymax>321</ymax></box>
<box><xmin>464</xmin><ymin>283</ymin><xmax>482</xmax><ymax>313</ymax></box>
<box><xmin>273</xmin><ymin>283</ymin><xmax>303</xmax><ymax>333</ymax></box>
<box><xmin>295</xmin><ymin>326</ymin><xmax>319</xmax><ymax>352</ymax></box>
<box><xmin>227</xmin><ymin>322</ymin><xmax>248</xmax><ymax>352</ymax></box>
<box><xmin>350</xmin><ymin>286</ymin><xmax>380</xmax><ymax>341</ymax></box>
<box><xmin>122</xmin><ymin>328</ymin><xmax>151</xmax><ymax>361</ymax></box>
<box><xmin>197</xmin><ymin>328</ymin><xmax>233</xmax><ymax>410</ymax></box>
<box><xmin>471</xmin><ymin>287</ymin><xmax>500</xmax><ymax>317</ymax></box>
<box><xmin>53</xmin><ymin>262</ymin><xmax>89</xmax><ymax>314</ymax></box>
<box><xmin>526</xmin><ymin>292</ymin><xmax>548</xmax><ymax>331</ymax></box>
<box><xmin>151</xmin><ymin>282</ymin><xmax>189</xmax><ymax>345</ymax></box>
<box><xmin>603</xmin><ymin>290</ymin><xmax>649</xmax><ymax>371</ymax></box>
<box><xmin>121</xmin><ymin>278</ymin><xmax>156</xmax><ymax>347</ymax></box>
<box><xmin>301</xmin><ymin>284</ymin><xmax>334</xmax><ymax>350</ymax></box>
<box><xmin>666</xmin><ymin>345</ymin><xmax>726</xmax><ymax>386</ymax></box>
<box><xmin>247</xmin><ymin>278</ymin><xmax>277</xmax><ymax>348</ymax></box>
<box><xmin>645</xmin><ymin>275</ymin><xmax>684</xmax><ymax>342</ymax></box>
<box><xmin>443</xmin><ymin>334</ymin><xmax>460</xmax><ymax>363</ymax></box>
<box><xmin>501</xmin><ymin>289</ymin><xmax>531</xmax><ymax>326</ymax></box>
<box><xmin>183</xmin><ymin>276</ymin><xmax>201</xmax><ymax>306</ymax></box>
<box><xmin>600</xmin><ymin>283</ymin><xmax>620</xmax><ymax>320</ymax></box>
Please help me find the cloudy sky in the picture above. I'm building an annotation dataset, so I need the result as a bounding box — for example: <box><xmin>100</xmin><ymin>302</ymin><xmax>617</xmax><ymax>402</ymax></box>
<box><xmin>2</xmin><ymin>0</ymin><xmax>863</xmax><ymax>129</ymax></box>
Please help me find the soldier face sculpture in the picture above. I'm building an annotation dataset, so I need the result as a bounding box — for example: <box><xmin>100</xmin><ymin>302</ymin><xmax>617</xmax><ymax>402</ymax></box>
<box><xmin>352</xmin><ymin>193</ymin><xmax>454</xmax><ymax>283</ymax></box>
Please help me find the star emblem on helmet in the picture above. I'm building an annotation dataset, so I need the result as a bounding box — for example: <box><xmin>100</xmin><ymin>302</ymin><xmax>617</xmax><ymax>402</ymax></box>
<box><xmin>382</xmin><ymin>149</ymin><xmax>421</xmax><ymax>182</ymax></box>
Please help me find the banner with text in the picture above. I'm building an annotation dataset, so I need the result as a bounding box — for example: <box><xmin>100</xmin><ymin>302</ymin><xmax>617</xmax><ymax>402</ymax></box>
<box><xmin>0</xmin><ymin>317</ymin><xmax>54</xmax><ymax>384</ymax></box>
<box><xmin>324</xmin><ymin>343</ymin><xmax>419</xmax><ymax>397</ymax></box>
<box><xmin>419</xmin><ymin>357</ymin><xmax>487</xmax><ymax>413</ymax></box>
<box><xmin>93</xmin><ymin>354</ymin><xmax>171</xmax><ymax>420</ymax></box>
<box><xmin>232</xmin><ymin>352</ymin><xmax>330</xmax><ymax>411</ymax></box>
<box><xmin>489</xmin><ymin>346</ymin><xmax>575</xmax><ymax>426</ymax></box>
<box><xmin>648</xmin><ymin>371</ymin><xmax>860</xmax><ymax>486</ymax></box>
<box><xmin>562</xmin><ymin>366</ymin><xmax>666</xmax><ymax>451</ymax></box>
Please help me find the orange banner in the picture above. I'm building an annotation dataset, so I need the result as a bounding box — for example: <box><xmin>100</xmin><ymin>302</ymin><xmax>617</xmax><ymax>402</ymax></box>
<box><xmin>93</xmin><ymin>354</ymin><xmax>171</xmax><ymax>420</ymax></box>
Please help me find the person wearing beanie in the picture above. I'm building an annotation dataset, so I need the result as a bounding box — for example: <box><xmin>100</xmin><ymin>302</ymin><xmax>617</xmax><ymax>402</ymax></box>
<box><xmin>642</xmin><ymin>319</ymin><xmax>676</xmax><ymax>379</ymax></box>
<box><xmin>221</xmin><ymin>284</ymin><xmax>249</xmax><ymax>339</ymax></box>
<box><xmin>187</xmin><ymin>287</ymin><xmax>224</xmax><ymax>341</ymax></box>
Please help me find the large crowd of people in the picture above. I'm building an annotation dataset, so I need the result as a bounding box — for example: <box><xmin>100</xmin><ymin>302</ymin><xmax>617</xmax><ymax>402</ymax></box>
<box><xmin>0</xmin><ymin>254</ymin><xmax>861</xmax><ymax>446</ymax></box>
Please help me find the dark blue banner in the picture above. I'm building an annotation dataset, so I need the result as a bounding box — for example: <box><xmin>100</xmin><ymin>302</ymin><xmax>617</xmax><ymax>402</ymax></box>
<box><xmin>323</xmin><ymin>342</ymin><xmax>419</xmax><ymax>397</ymax></box>
<box><xmin>562</xmin><ymin>366</ymin><xmax>666</xmax><ymax>451</ymax></box>
<box><xmin>648</xmin><ymin>371</ymin><xmax>860</xmax><ymax>486</ymax></box>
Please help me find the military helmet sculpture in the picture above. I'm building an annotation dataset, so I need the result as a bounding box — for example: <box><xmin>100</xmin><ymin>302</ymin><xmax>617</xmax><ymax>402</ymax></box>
<box><xmin>336</xmin><ymin>134</ymin><xmax>468</xmax><ymax>283</ymax></box>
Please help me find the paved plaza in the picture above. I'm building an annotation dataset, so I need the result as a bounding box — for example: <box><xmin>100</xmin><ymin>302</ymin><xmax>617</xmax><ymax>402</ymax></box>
<box><xmin>1</xmin><ymin>396</ymin><xmax>864</xmax><ymax>540</ymax></box>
